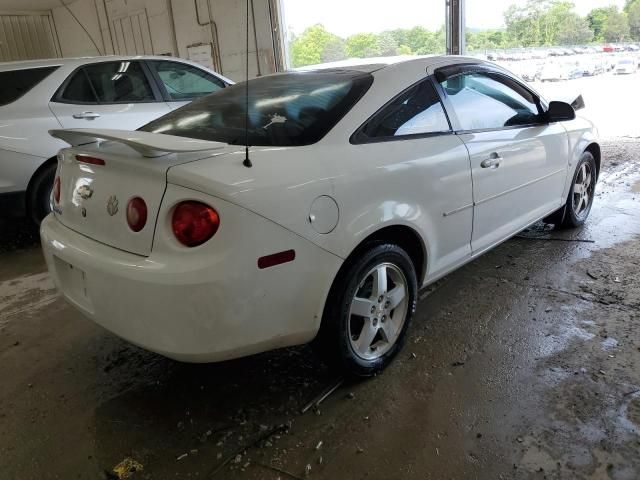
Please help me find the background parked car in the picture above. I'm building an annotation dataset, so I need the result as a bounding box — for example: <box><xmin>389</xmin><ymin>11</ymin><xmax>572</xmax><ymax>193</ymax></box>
<box><xmin>0</xmin><ymin>56</ymin><xmax>232</xmax><ymax>224</ymax></box>
<box><xmin>614</xmin><ymin>58</ymin><xmax>637</xmax><ymax>74</ymax></box>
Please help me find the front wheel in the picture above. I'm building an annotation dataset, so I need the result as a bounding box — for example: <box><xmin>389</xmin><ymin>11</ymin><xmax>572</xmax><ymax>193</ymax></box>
<box><xmin>545</xmin><ymin>151</ymin><xmax>597</xmax><ymax>229</ymax></box>
<box><xmin>315</xmin><ymin>244</ymin><xmax>417</xmax><ymax>377</ymax></box>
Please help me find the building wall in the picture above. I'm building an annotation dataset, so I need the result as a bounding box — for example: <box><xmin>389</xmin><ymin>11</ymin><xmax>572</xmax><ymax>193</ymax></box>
<box><xmin>44</xmin><ymin>0</ymin><xmax>281</xmax><ymax>80</ymax></box>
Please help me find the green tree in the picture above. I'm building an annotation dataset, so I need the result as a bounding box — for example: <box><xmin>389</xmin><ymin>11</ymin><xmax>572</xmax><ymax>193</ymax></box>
<box><xmin>505</xmin><ymin>0</ymin><xmax>593</xmax><ymax>47</ymax></box>
<box><xmin>345</xmin><ymin>33</ymin><xmax>382</xmax><ymax>58</ymax></box>
<box><xmin>603</xmin><ymin>8</ymin><xmax>630</xmax><ymax>42</ymax></box>
<box><xmin>397</xmin><ymin>44</ymin><xmax>412</xmax><ymax>55</ymax></box>
<box><xmin>625</xmin><ymin>0</ymin><xmax>640</xmax><ymax>40</ymax></box>
<box><xmin>587</xmin><ymin>6</ymin><xmax>630</xmax><ymax>42</ymax></box>
<box><xmin>556</xmin><ymin>13</ymin><xmax>593</xmax><ymax>44</ymax></box>
<box><xmin>289</xmin><ymin>24</ymin><xmax>342</xmax><ymax>67</ymax></box>
<box><xmin>377</xmin><ymin>32</ymin><xmax>400</xmax><ymax>56</ymax></box>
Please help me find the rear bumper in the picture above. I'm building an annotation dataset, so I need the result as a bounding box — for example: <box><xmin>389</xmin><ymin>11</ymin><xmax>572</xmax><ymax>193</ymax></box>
<box><xmin>40</xmin><ymin>190</ymin><xmax>342</xmax><ymax>363</ymax></box>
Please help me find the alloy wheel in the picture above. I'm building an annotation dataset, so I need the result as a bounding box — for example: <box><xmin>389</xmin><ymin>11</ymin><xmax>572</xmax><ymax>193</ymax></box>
<box><xmin>572</xmin><ymin>162</ymin><xmax>594</xmax><ymax>220</ymax></box>
<box><xmin>348</xmin><ymin>263</ymin><xmax>409</xmax><ymax>361</ymax></box>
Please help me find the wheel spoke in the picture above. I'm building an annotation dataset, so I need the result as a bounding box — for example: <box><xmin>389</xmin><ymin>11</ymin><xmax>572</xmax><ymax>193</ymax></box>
<box><xmin>580</xmin><ymin>164</ymin><xmax>587</xmax><ymax>182</ymax></box>
<box><xmin>387</xmin><ymin>285</ymin><xmax>406</xmax><ymax>310</ymax></box>
<box><xmin>574</xmin><ymin>183</ymin><xmax>584</xmax><ymax>194</ymax></box>
<box><xmin>380</xmin><ymin>318</ymin><xmax>400</xmax><ymax>343</ymax></box>
<box><xmin>355</xmin><ymin>320</ymin><xmax>378</xmax><ymax>355</ymax></box>
<box><xmin>351</xmin><ymin>297</ymin><xmax>375</xmax><ymax>318</ymax></box>
<box><xmin>584</xmin><ymin>172</ymin><xmax>592</xmax><ymax>187</ymax></box>
<box><xmin>373</xmin><ymin>266</ymin><xmax>388</xmax><ymax>297</ymax></box>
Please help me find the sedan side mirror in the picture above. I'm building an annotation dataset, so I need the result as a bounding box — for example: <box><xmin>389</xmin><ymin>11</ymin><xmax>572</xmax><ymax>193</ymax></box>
<box><xmin>546</xmin><ymin>101</ymin><xmax>576</xmax><ymax>122</ymax></box>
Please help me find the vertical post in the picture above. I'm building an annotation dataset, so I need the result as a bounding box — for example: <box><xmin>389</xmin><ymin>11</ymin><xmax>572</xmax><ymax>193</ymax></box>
<box><xmin>446</xmin><ymin>0</ymin><xmax>465</xmax><ymax>55</ymax></box>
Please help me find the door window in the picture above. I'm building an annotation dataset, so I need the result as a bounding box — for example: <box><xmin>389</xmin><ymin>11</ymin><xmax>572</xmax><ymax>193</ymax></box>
<box><xmin>59</xmin><ymin>61</ymin><xmax>155</xmax><ymax>104</ymax></box>
<box><xmin>149</xmin><ymin>61</ymin><xmax>226</xmax><ymax>101</ymax></box>
<box><xmin>357</xmin><ymin>79</ymin><xmax>450</xmax><ymax>141</ymax></box>
<box><xmin>440</xmin><ymin>72</ymin><xmax>542</xmax><ymax>131</ymax></box>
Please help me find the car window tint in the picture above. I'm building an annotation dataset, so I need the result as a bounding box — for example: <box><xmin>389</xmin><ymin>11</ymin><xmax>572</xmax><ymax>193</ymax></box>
<box><xmin>440</xmin><ymin>72</ymin><xmax>541</xmax><ymax>130</ymax></box>
<box><xmin>150</xmin><ymin>61</ymin><xmax>225</xmax><ymax>101</ymax></box>
<box><xmin>361</xmin><ymin>79</ymin><xmax>449</xmax><ymax>139</ymax></box>
<box><xmin>83</xmin><ymin>61</ymin><xmax>154</xmax><ymax>103</ymax></box>
<box><xmin>0</xmin><ymin>66</ymin><xmax>59</xmax><ymax>106</ymax></box>
<box><xmin>60</xmin><ymin>69</ymin><xmax>97</xmax><ymax>103</ymax></box>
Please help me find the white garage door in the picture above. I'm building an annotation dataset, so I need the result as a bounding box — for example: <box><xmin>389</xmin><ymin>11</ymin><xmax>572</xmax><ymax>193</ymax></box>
<box><xmin>111</xmin><ymin>10</ymin><xmax>153</xmax><ymax>56</ymax></box>
<box><xmin>0</xmin><ymin>12</ymin><xmax>60</xmax><ymax>61</ymax></box>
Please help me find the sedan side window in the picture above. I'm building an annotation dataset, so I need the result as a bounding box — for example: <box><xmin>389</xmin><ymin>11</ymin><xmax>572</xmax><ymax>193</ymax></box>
<box><xmin>84</xmin><ymin>61</ymin><xmax>155</xmax><ymax>103</ymax></box>
<box><xmin>440</xmin><ymin>72</ymin><xmax>542</xmax><ymax>131</ymax></box>
<box><xmin>60</xmin><ymin>61</ymin><xmax>154</xmax><ymax>104</ymax></box>
<box><xmin>59</xmin><ymin>69</ymin><xmax>98</xmax><ymax>103</ymax></box>
<box><xmin>358</xmin><ymin>79</ymin><xmax>450</xmax><ymax>141</ymax></box>
<box><xmin>149</xmin><ymin>61</ymin><xmax>226</xmax><ymax>101</ymax></box>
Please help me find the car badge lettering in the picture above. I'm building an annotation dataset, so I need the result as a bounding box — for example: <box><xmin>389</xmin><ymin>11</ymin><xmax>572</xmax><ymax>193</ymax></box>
<box><xmin>76</xmin><ymin>184</ymin><xmax>93</xmax><ymax>200</ymax></box>
<box><xmin>107</xmin><ymin>195</ymin><xmax>119</xmax><ymax>216</ymax></box>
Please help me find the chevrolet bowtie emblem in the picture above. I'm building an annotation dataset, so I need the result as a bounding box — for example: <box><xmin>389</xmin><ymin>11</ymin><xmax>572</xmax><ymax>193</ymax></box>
<box><xmin>76</xmin><ymin>184</ymin><xmax>93</xmax><ymax>200</ymax></box>
<box><xmin>107</xmin><ymin>195</ymin><xmax>119</xmax><ymax>216</ymax></box>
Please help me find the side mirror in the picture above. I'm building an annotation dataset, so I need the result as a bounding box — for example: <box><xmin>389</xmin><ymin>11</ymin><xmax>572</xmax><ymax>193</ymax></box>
<box><xmin>546</xmin><ymin>101</ymin><xmax>576</xmax><ymax>122</ymax></box>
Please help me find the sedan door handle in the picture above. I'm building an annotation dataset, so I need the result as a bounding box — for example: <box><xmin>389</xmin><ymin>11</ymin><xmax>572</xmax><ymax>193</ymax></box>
<box><xmin>72</xmin><ymin>111</ymin><xmax>101</xmax><ymax>120</ymax></box>
<box><xmin>481</xmin><ymin>153</ymin><xmax>503</xmax><ymax>169</ymax></box>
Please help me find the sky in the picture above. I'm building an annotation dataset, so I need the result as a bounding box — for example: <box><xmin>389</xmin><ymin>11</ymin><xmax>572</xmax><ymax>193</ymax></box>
<box><xmin>282</xmin><ymin>0</ymin><xmax>627</xmax><ymax>36</ymax></box>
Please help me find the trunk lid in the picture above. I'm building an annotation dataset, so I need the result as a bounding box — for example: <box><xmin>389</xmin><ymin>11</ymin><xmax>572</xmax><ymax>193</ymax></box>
<box><xmin>50</xmin><ymin>129</ymin><xmax>233</xmax><ymax>256</ymax></box>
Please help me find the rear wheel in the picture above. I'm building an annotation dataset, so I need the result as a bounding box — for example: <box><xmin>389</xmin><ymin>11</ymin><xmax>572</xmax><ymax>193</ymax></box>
<box><xmin>316</xmin><ymin>244</ymin><xmax>417</xmax><ymax>377</ymax></box>
<box><xmin>26</xmin><ymin>163</ymin><xmax>56</xmax><ymax>226</ymax></box>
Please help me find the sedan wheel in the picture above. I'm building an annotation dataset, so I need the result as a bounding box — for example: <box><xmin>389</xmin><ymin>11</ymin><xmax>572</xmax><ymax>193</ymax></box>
<box><xmin>572</xmin><ymin>161</ymin><xmax>594</xmax><ymax>221</ymax></box>
<box><xmin>348</xmin><ymin>263</ymin><xmax>409</xmax><ymax>361</ymax></box>
<box><xmin>558</xmin><ymin>151</ymin><xmax>597</xmax><ymax>229</ymax></box>
<box><xmin>315</xmin><ymin>243</ymin><xmax>417</xmax><ymax>377</ymax></box>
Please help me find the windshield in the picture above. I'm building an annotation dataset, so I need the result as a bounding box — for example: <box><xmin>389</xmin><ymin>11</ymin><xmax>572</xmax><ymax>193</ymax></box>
<box><xmin>140</xmin><ymin>70</ymin><xmax>373</xmax><ymax>146</ymax></box>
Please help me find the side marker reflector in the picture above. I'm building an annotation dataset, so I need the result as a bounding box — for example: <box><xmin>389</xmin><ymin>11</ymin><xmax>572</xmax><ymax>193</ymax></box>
<box><xmin>258</xmin><ymin>250</ymin><xmax>296</xmax><ymax>269</ymax></box>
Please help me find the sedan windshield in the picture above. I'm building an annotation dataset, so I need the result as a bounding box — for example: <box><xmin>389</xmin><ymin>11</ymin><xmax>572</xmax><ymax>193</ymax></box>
<box><xmin>140</xmin><ymin>70</ymin><xmax>373</xmax><ymax>146</ymax></box>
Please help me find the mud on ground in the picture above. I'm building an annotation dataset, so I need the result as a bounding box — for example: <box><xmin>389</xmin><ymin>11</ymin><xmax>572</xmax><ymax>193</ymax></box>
<box><xmin>0</xmin><ymin>140</ymin><xmax>639</xmax><ymax>480</ymax></box>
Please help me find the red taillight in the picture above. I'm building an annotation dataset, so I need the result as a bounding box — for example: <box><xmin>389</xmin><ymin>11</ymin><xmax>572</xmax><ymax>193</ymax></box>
<box><xmin>75</xmin><ymin>155</ymin><xmax>105</xmax><ymax>166</ymax></box>
<box><xmin>53</xmin><ymin>176</ymin><xmax>61</xmax><ymax>204</ymax></box>
<box><xmin>126</xmin><ymin>197</ymin><xmax>148</xmax><ymax>232</ymax></box>
<box><xmin>172</xmin><ymin>201</ymin><xmax>220</xmax><ymax>247</ymax></box>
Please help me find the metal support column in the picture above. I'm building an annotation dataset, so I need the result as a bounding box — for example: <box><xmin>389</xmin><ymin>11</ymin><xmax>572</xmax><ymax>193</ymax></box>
<box><xmin>446</xmin><ymin>0</ymin><xmax>465</xmax><ymax>55</ymax></box>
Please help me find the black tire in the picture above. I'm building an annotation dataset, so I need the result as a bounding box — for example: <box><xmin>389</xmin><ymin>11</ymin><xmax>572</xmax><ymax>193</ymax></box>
<box><xmin>544</xmin><ymin>151</ymin><xmax>597</xmax><ymax>229</ymax></box>
<box><xmin>315</xmin><ymin>244</ymin><xmax>418</xmax><ymax>377</ymax></box>
<box><xmin>27</xmin><ymin>163</ymin><xmax>56</xmax><ymax>226</ymax></box>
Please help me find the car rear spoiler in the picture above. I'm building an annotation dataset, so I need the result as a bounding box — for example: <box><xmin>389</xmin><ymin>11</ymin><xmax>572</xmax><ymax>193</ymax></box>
<box><xmin>49</xmin><ymin>128</ymin><xmax>225</xmax><ymax>158</ymax></box>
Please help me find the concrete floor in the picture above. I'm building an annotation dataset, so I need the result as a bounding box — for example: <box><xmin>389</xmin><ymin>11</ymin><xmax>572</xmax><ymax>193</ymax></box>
<box><xmin>1</xmin><ymin>140</ymin><xmax>639</xmax><ymax>480</ymax></box>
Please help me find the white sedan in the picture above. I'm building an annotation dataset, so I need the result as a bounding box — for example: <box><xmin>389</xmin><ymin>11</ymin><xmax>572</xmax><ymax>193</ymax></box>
<box><xmin>0</xmin><ymin>56</ymin><xmax>231</xmax><ymax>223</ymax></box>
<box><xmin>41</xmin><ymin>56</ymin><xmax>599</xmax><ymax>377</ymax></box>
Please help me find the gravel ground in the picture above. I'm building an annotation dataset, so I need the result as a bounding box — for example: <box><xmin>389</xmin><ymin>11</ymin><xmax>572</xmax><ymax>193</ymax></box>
<box><xmin>0</xmin><ymin>140</ymin><xmax>639</xmax><ymax>480</ymax></box>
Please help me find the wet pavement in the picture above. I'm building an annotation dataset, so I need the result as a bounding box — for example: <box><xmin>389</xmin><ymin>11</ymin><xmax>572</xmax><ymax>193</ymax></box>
<box><xmin>1</xmin><ymin>140</ymin><xmax>639</xmax><ymax>480</ymax></box>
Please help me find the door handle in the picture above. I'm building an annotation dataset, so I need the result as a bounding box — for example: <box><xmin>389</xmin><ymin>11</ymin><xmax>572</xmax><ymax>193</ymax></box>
<box><xmin>72</xmin><ymin>111</ymin><xmax>101</xmax><ymax>120</ymax></box>
<box><xmin>481</xmin><ymin>153</ymin><xmax>503</xmax><ymax>169</ymax></box>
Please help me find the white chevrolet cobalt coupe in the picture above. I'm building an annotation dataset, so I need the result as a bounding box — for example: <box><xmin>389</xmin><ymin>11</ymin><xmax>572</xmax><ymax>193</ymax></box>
<box><xmin>41</xmin><ymin>57</ymin><xmax>599</xmax><ymax>376</ymax></box>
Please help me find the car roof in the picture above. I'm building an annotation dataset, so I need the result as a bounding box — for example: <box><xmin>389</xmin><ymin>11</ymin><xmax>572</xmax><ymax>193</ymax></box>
<box><xmin>0</xmin><ymin>55</ymin><xmax>203</xmax><ymax>72</ymax></box>
<box><xmin>296</xmin><ymin>55</ymin><xmax>484</xmax><ymax>74</ymax></box>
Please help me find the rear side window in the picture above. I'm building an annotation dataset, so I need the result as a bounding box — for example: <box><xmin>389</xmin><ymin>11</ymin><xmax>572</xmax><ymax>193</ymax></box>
<box><xmin>0</xmin><ymin>66</ymin><xmax>59</xmax><ymax>106</ymax></box>
<box><xmin>149</xmin><ymin>61</ymin><xmax>226</xmax><ymax>101</ymax></box>
<box><xmin>58</xmin><ymin>61</ymin><xmax>155</xmax><ymax>104</ymax></box>
<box><xmin>355</xmin><ymin>79</ymin><xmax>450</xmax><ymax>142</ymax></box>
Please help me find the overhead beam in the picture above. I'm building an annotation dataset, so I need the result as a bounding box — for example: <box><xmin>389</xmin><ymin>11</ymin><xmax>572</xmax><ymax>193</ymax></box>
<box><xmin>445</xmin><ymin>0</ymin><xmax>465</xmax><ymax>55</ymax></box>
